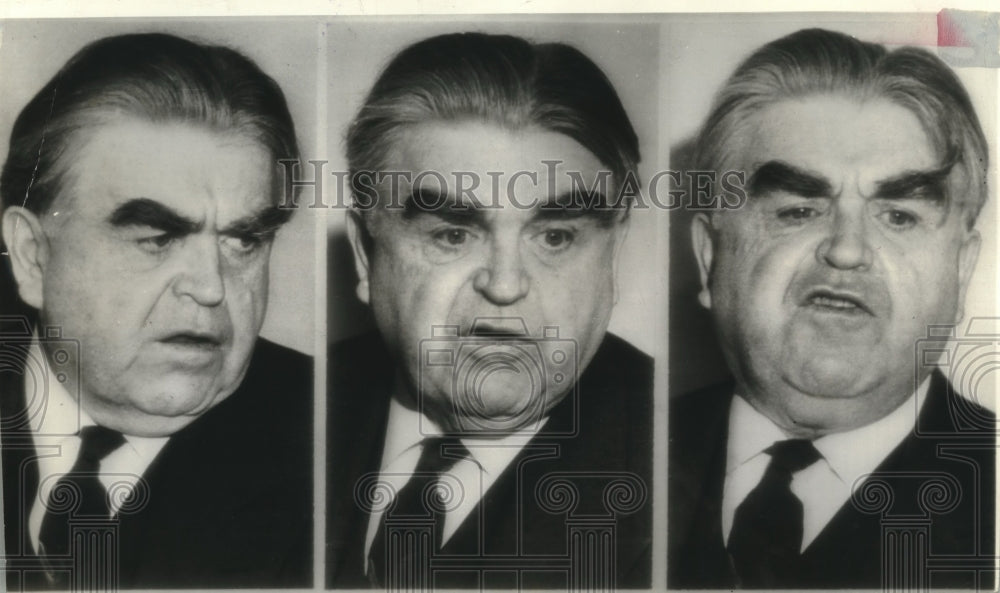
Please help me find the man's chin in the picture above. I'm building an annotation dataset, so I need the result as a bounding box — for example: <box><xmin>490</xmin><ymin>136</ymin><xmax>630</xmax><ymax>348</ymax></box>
<box><xmin>421</xmin><ymin>386</ymin><xmax>564</xmax><ymax>435</ymax></box>
<box><xmin>87</xmin><ymin>380</ymin><xmax>237</xmax><ymax>436</ymax></box>
<box><xmin>82</xmin><ymin>401</ymin><xmax>203</xmax><ymax>437</ymax></box>
<box><xmin>758</xmin><ymin>383</ymin><xmax>910</xmax><ymax>437</ymax></box>
<box><xmin>437</xmin><ymin>399</ymin><xmax>545</xmax><ymax>434</ymax></box>
<box><xmin>784</xmin><ymin>318</ymin><xmax>884</xmax><ymax>355</ymax></box>
<box><xmin>782</xmin><ymin>359</ymin><xmax>884</xmax><ymax>400</ymax></box>
<box><xmin>113</xmin><ymin>414</ymin><xmax>201</xmax><ymax>438</ymax></box>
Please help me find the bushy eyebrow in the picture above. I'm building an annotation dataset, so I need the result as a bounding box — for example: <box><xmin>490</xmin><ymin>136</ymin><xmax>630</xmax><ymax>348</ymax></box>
<box><xmin>107</xmin><ymin>198</ymin><xmax>200</xmax><ymax>234</ymax></box>
<box><xmin>872</xmin><ymin>161</ymin><xmax>953</xmax><ymax>203</ymax></box>
<box><xmin>108</xmin><ymin>197</ymin><xmax>288</xmax><ymax>237</ymax></box>
<box><xmin>220</xmin><ymin>207</ymin><xmax>290</xmax><ymax>238</ymax></box>
<box><xmin>401</xmin><ymin>189</ymin><xmax>487</xmax><ymax>226</ymax></box>
<box><xmin>748</xmin><ymin>161</ymin><xmax>833</xmax><ymax>198</ymax></box>
<box><xmin>749</xmin><ymin>158</ymin><xmax>954</xmax><ymax>205</ymax></box>
<box><xmin>401</xmin><ymin>188</ymin><xmax>622</xmax><ymax>227</ymax></box>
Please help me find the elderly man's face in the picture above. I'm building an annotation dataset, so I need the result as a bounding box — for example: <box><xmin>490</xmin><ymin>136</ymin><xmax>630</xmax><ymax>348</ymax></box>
<box><xmin>349</xmin><ymin>121</ymin><xmax>627</xmax><ymax>433</ymax></box>
<box><xmin>693</xmin><ymin>95</ymin><xmax>980</xmax><ymax>436</ymax></box>
<box><xmin>5</xmin><ymin>118</ymin><xmax>279</xmax><ymax>436</ymax></box>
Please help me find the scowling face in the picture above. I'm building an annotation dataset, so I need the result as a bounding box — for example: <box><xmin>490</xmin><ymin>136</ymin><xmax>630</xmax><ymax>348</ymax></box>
<box><xmin>693</xmin><ymin>95</ymin><xmax>980</xmax><ymax>437</ymax></box>
<box><xmin>4</xmin><ymin>117</ymin><xmax>283</xmax><ymax>436</ymax></box>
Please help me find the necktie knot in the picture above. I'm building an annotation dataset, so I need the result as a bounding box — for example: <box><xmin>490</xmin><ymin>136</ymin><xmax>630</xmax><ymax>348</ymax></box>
<box><xmin>77</xmin><ymin>425</ymin><xmax>126</xmax><ymax>465</ymax></box>
<box><xmin>368</xmin><ymin>436</ymin><xmax>471</xmax><ymax>587</ymax></box>
<box><xmin>765</xmin><ymin>438</ymin><xmax>820</xmax><ymax>474</ymax></box>
<box><xmin>413</xmin><ymin>436</ymin><xmax>469</xmax><ymax>476</ymax></box>
<box><xmin>39</xmin><ymin>425</ymin><xmax>125</xmax><ymax>568</ymax></box>
<box><xmin>728</xmin><ymin>438</ymin><xmax>822</xmax><ymax>586</ymax></box>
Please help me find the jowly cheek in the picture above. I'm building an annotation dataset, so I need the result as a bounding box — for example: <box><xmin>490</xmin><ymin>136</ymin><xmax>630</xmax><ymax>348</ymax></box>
<box><xmin>232</xmin><ymin>258</ymin><xmax>271</xmax><ymax>328</ymax></box>
<box><xmin>718</xmin><ymin>230</ymin><xmax>806</xmax><ymax>342</ymax></box>
<box><xmin>537</xmin><ymin>242</ymin><xmax>617</xmax><ymax>350</ymax></box>
<box><xmin>713</xmin><ymin>227</ymin><xmax>768</xmax><ymax>298</ymax></box>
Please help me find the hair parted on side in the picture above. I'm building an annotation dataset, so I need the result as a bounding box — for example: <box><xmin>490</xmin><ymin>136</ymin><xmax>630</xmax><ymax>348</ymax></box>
<box><xmin>695</xmin><ymin>28</ymin><xmax>989</xmax><ymax>228</ymax></box>
<box><xmin>346</xmin><ymin>32</ymin><xmax>640</xmax><ymax>206</ymax></box>
<box><xmin>0</xmin><ymin>32</ymin><xmax>300</xmax><ymax>218</ymax></box>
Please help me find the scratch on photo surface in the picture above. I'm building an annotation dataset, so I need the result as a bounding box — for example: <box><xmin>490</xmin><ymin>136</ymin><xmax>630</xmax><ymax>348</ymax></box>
<box><xmin>14</xmin><ymin>84</ymin><xmax>58</xmax><ymax>238</ymax></box>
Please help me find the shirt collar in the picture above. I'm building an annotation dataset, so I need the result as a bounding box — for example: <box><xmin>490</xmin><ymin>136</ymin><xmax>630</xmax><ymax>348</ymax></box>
<box><xmin>814</xmin><ymin>376</ymin><xmax>930</xmax><ymax>484</ymax></box>
<box><xmin>727</xmin><ymin>376</ymin><xmax>931</xmax><ymax>477</ymax></box>
<box><xmin>381</xmin><ymin>396</ymin><xmax>436</xmax><ymax>470</ymax></box>
<box><xmin>726</xmin><ymin>395</ymin><xmax>786</xmax><ymax>473</ymax></box>
<box><xmin>29</xmin><ymin>336</ymin><xmax>90</xmax><ymax>437</ymax></box>
<box><xmin>382</xmin><ymin>395</ymin><xmax>547</xmax><ymax>476</ymax></box>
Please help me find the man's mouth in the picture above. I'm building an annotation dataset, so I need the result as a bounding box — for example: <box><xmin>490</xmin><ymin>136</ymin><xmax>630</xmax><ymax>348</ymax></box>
<box><xmin>468</xmin><ymin>327</ymin><xmax>530</xmax><ymax>339</ymax></box>
<box><xmin>463</xmin><ymin>318</ymin><xmax>534</xmax><ymax>339</ymax></box>
<box><xmin>801</xmin><ymin>289</ymin><xmax>874</xmax><ymax>316</ymax></box>
<box><xmin>159</xmin><ymin>332</ymin><xmax>224</xmax><ymax>349</ymax></box>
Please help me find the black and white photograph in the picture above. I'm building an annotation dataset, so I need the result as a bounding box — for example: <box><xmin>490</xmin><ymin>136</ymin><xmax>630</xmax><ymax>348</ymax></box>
<box><xmin>0</xmin><ymin>3</ymin><xmax>995</xmax><ymax>592</ymax></box>
<box><xmin>0</xmin><ymin>19</ymin><xmax>317</xmax><ymax>589</ymax></box>
<box><xmin>324</xmin><ymin>19</ymin><xmax>662</xmax><ymax>590</ymax></box>
<box><xmin>666</xmin><ymin>14</ymin><xmax>998</xmax><ymax>589</ymax></box>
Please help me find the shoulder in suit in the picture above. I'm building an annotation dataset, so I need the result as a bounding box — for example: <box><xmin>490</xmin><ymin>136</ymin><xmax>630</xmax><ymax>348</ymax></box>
<box><xmin>1</xmin><ymin>336</ymin><xmax>314</xmax><ymax>589</ymax></box>
<box><xmin>327</xmin><ymin>331</ymin><xmax>654</xmax><ymax>588</ymax></box>
<box><xmin>668</xmin><ymin>372</ymin><xmax>996</xmax><ymax>589</ymax></box>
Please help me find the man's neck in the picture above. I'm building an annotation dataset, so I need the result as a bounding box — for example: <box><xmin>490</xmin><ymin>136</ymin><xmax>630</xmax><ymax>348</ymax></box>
<box><xmin>737</xmin><ymin>372</ymin><xmax>931</xmax><ymax>438</ymax></box>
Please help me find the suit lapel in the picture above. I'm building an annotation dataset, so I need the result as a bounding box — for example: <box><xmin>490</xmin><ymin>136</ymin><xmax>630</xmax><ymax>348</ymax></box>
<box><xmin>800</xmin><ymin>371</ymin><xmax>988</xmax><ymax>587</ymax></box>
<box><xmin>441</xmin><ymin>338</ymin><xmax>652</xmax><ymax>584</ymax></box>
<box><xmin>1</xmin><ymin>339</ymin><xmax>41</xmax><ymax>560</ymax></box>
<box><xmin>328</xmin><ymin>333</ymin><xmax>394</xmax><ymax>586</ymax></box>
<box><xmin>668</xmin><ymin>382</ymin><xmax>736</xmax><ymax>587</ymax></box>
<box><xmin>804</xmin><ymin>372</ymin><xmax>952</xmax><ymax>553</ymax></box>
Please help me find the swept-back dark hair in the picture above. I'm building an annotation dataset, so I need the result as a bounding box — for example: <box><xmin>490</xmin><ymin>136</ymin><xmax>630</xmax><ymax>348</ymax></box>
<box><xmin>1</xmin><ymin>32</ymin><xmax>300</xmax><ymax>217</ymax></box>
<box><xmin>347</xmin><ymin>32</ymin><xmax>640</xmax><ymax>203</ymax></box>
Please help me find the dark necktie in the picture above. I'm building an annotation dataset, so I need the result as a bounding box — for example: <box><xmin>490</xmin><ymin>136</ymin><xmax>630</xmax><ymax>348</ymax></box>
<box><xmin>369</xmin><ymin>436</ymin><xmax>469</xmax><ymax>587</ymax></box>
<box><xmin>728</xmin><ymin>438</ymin><xmax>821</xmax><ymax>588</ymax></box>
<box><xmin>39</xmin><ymin>425</ymin><xmax>125</xmax><ymax>558</ymax></box>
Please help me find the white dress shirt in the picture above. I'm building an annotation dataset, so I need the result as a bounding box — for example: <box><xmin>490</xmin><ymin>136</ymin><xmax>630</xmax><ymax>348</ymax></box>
<box><xmin>722</xmin><ymin>377</ymin><xmax>931</xmax><ymax>551</ymax></box>
<box><xmin>26</xmin><ymin>338</ymin><xmax>169</xmax><ymax>554</ymax></box>
<box><xmin>363</xmin><ymin>396</ymin><xmax>547</xmax><ymax>567</ymax></box>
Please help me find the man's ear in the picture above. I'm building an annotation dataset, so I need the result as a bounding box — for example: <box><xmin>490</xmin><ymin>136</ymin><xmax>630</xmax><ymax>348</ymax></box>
<box><xmin>2</xmin><ymin>206</ymin><xmax>49</xmax><ymax>309</ymax></box>
<box><xmin>954</xmin><ymin>227</ymin><xmax>981</xmax><ymax>323</ymax></box>
<box><xmin>345</xmin><ymin>209</ymin><xmax>373</xmax><ymax>306</ymax></box>
<box><xmin>690</xmin><ymin>213</ymin><xmax>716</xmax><ymax>310</ymax></box>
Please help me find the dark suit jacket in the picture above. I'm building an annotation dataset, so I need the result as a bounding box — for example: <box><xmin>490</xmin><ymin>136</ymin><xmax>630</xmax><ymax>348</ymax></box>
<box><xmin>327</xmin><ymin>331</ymin><xmax>653</xmax><ymax>589</ymax></box>
<box><xmin>668</xmin><ymin>372</ymin><xmax>996</xmax><ymax>589</ymax></box>
<box><xmin>1</xmin><ymin>334</ymin><xmax>313</xmax><ymax>589</ymax></box>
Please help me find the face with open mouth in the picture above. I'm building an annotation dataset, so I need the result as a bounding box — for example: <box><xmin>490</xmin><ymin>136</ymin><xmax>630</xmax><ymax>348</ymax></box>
<box><xmin>692</xmin><ymin>96</ymin><xmax>980</xmax><ymax>435</ymax></box>
<box><xmin>350</xmin><ymin>121</ymin><xmax>626</xmax><ymax>433</ymax></box>
<box><xmin>27</xmin><ymin>119</ymin><xmax>276</xmax><ymax>436</ymax></box>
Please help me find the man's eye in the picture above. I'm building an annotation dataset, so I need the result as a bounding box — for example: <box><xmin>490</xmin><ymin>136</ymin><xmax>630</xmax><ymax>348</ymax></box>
<box><xmin>536</xmin><ymin>229</ymin><xmax>575</xmax><ymax>250</ymax></box>
<box><xmin>776</xmin><ymin>206</ymin><xmax>821</xmax><ymax>223</ymax></box>
<box><xmin>137</xmin><ymin>234</ymin><xmax>177</xmax><ymax>253</ymax></box>
<box><xmin>879</xmin><ymin>209</ymin><xmax>919</xmax><ymax>229</ymax></box>
<box><xmin>432</xmin><ymin>228</ymin><xmax>471</xmax><ymax>247</ymax></box>
<box><xmin>221</xmin><ymin>234</ymin><xmax>265</xmax><ymax>255</ymax></box>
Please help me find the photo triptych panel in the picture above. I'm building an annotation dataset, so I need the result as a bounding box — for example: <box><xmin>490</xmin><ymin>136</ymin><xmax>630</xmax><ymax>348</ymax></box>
<box><xmin>0</xmin><ymin>8</ymin><xmax>994</xmax><ymax>591</ymax></box>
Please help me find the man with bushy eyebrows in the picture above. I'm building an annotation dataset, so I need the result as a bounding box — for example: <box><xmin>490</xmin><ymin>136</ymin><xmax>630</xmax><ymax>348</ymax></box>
<box><xmin>0</xmin><ymin>33</ymin><xmax>312</xmax><ymax>589</ymax></box>
<box><xmin>328</xmin><ymin>32</ymin><xmax>654</xmax><ymax>589</ymax></box>
<box><xmin>670</xmin><ymin>28</ymin><xmax>995</xmax><ymax>589</ymax></box>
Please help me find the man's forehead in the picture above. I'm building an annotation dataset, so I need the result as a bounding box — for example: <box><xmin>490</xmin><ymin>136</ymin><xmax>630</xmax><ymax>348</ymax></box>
<box><xmin>388</xmin><ymin>120</ymin><xmax>605</xmax><ymax>177</ymax></box>
<box><xmin>58</xmin><ymin>117</ymin><xmax>276</xmax><ymax>220</ymax></box>
<box><xmin>740</xmin><ymin>95</ymin><xmax>937</xmax><ymax>190</ymax></box>
<box><xmin>373</xmin><ymin>121</ymin><xmax>615</xmax><ymax>217</ymax></box>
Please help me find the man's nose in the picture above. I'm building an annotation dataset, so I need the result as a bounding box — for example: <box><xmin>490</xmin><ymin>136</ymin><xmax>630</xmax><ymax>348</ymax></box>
<box><xmin>172</xmin><ymin>237</ymin><xmax>226</xmax><ymax>306</ymax></box>
<box><xmin>815</xmin><ymin>203</ymin><xmax>874</xmax><ymax>270</ymax></box>
<box><xmin>473</xmin><ymin>238</ymin><xmax>530</xmax><ymax>305</ymax></box>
